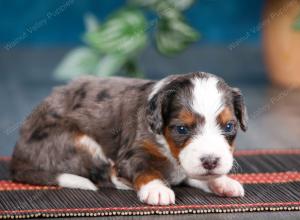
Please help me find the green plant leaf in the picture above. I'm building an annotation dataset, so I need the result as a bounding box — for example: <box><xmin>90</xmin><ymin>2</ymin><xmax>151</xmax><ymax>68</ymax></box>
<box><xmin>129</xmin><ymin>0</ymin><xmax>194</xmax><ymax>11</ymax></box>
<box><xmin>84</xmin><ymin>8</ymin><xmax>147</xmax><ymax>56</ymax></box>
<box><xmin>55</xmin><ymin>2</ymin><xmax>200</xmax><ymax>79</ymax></box>
<box><xmin>54</xmin><ymin>47</ymin><xmax>100</xmax><ymax>80</ymax></box>
<box><xmin>84</xmin><ymin>13</ymin><xmax>100</xmax><ymax>33</ymax></box>
<box><xmin>165</xmin><ymin>0</ymin><xmax>195</xmax><ymax>10</ymax></box>
<box><xmin>155</xmin><ymin>17</ymin><xmax>200</xmax><ymax>55</ymax></box>
<box><xmin>128</xmin><ymin>0</ymin><xmax>159</xmax><ymax>8</ymax></box>
<box><xmin>94</xmin><ymin>53</ymin><xmax>127</xmax><ymax>76</ymax></box>
<box><xmin>123</xmin><ymin>59</ymin><xmax>144</xmax><ymax>78</ymax></box>
<box><xmin>293</xmin><ymin>15</ymin><xmax>300</xmax><ymax>30</ymax></box>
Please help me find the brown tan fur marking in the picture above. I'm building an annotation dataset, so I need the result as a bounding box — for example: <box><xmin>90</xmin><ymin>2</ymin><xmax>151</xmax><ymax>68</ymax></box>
<box><xmin>217</xmin><ymin>107</ymin><xmax>234</xmax><ymax>125</ymax></box>
<box><xmin>74</xmin><ymin>133</ymin><xmax>96</xmax><ymax>154</ymax></box>
<box><xmin>74</xmin><ymin>133</ymin><xmax>86</xmax><ymax>150</ymax></box>
<box><xmin>142</xmin><ymin>139</ymin><xmax>167</xmax><ymax>160</ymax></box>
<box><xmin>74</xmin><ymin>133</ymin><xmax>106</xmax><ymax>160</ymax></box>
<box><xmin>134</xmin><ymin>170</ymin><xmax>163</xmax><ymax>190</ymax></box>
<box><xmin>179</xmin><ymin>110</ymin><xmax>196</xmax><ymax>126</ymax></box>
<box><xmin>163</xmin><ymin>128</ymin><xmax>181</xmax><ymax>159</ymax></box>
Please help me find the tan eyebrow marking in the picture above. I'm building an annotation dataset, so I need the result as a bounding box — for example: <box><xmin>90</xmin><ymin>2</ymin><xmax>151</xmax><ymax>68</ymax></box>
<box><xmin>179</xmin><ymin>110</ymin><xmax>196</xmax><ymax>126</ymax></box>
<box><xmin>217</xmin><ymin>107</ymin><xmax>234</xmax><ymax>125</ymax></box>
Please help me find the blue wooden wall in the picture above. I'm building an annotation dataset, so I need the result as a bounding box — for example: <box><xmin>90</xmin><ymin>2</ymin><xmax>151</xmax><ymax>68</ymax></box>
<box><xmin>0</xmin><ymin>0</ymin><xmax>264</xmax><ymax>45</ymax></box>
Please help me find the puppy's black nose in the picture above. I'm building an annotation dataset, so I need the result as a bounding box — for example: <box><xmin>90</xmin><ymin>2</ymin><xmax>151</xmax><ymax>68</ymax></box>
<box><xmin>200</xmin><ymin>156</ymin><xmax>220</xmax><ymax>170</ymax></box>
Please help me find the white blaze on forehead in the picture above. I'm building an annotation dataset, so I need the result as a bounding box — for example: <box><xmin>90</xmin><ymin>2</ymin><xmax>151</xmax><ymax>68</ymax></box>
<box><xmin>192</xmin><ymin>76</ymin><xmax>224</xmax><ymax>125</ymax></box>
<box><xmin>178</xmin><ymin>76</ymin><xmax>233</xmax><ymax>178</ymax></box>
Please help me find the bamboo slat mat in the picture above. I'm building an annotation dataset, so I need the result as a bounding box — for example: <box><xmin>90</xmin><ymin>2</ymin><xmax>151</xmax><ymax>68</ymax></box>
<box><xmin>0</xmin><ymin>149</ymin><xmax>300</xmax><ymax>219</ymax></box>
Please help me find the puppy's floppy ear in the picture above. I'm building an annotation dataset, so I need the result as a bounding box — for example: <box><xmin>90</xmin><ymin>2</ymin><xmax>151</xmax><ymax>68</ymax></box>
<box><xmin>146</xmin><ymin>75</ymin><xmax>191</xmax><ymax>134</ymax></box>
<box><xmin>146</xmin><ymin>90</ymin><xmax>169</xmax><ymax>134</ymax></box>
<box><xmin>232</xmin><ymin>88</ymin><xmax>248</xmax><ymax>132</ymax></box>
<box><xmin>146</xmin><ymin>77</ymin><xmax>178</xmax><ymax>134</ymax></box>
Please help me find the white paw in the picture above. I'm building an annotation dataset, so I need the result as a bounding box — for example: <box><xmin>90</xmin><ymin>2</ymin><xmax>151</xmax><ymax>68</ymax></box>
<box><xmin>209</xmin><ymin>176</ymin><xmax>244</xmax><ymax>197</ymax></box>
<box><xmin>138</xmin><ymin>180</ymin><xmax>175</xmax><ymax>205</ymax></box>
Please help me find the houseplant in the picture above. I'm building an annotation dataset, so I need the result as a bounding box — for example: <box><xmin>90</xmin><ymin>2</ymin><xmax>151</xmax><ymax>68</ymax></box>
<box><xmin>54</xmin><ymin>0</ymin><xmax>199</xmax><ymax>80</ymax></box>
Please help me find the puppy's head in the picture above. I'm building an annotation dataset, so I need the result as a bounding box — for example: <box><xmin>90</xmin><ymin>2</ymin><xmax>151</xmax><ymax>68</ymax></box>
<box><xmin>147</xmin><ymin>72</ymin><xmax>248</xmax><ymax>179</ymax></box>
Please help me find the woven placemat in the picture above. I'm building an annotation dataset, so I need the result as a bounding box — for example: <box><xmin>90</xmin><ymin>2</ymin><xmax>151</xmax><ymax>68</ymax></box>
<box><xmin>1</xmin><ymin>149</ymin><xmax>300</xmax><ymax>219</ymax></box>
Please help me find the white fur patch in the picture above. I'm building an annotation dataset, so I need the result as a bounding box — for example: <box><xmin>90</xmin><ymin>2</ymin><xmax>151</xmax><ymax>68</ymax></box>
<box><xmin>78</xmin><ymin>135</ymin><xmax>107</xmax><ymax>162</ymax></box>
<box><xmin>57</xmin><ymin>173</ymin><xmax>98</xmax><ymax>191</ymax></box>
<box><xmin>138</xmin><ymin>179</ymin><xmax>175</xmax><ymax>205</ymax></box>
<box><xmin>192</xmin><ymin>76</ymin><xmax>223</xmax><ymax>120</ymax></box>
<box><xmin>185</xmin><ymin>178</ymin><xmax>211</xmax><ymax>193</ymax></box>
<box><xmin>178</xmin><ymin>76</ymin><xmax>233</xmax><ymax>178</ymax></box>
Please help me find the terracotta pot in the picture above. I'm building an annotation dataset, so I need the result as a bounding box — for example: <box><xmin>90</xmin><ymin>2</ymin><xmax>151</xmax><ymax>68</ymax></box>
<box><xmin>263</xmin><ymin>0</ymin><xmax>300</xmax><ymax>88</ymax></box>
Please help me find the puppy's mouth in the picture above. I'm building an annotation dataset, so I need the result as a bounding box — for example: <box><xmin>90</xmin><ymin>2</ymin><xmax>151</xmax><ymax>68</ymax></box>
<box><xmin>199</xmin><ymin>172</ymin><xmax>221</xmax><ymax>179</ymax></box>
<box><xmin>202</xmin><ymin>172</ymin><xmax>217</xmax><ymax>177</ymax></box>
<box><xmin>187</xmin><ymin>171</ymin><xmax>222</xmax><ymax>180</ymax></box>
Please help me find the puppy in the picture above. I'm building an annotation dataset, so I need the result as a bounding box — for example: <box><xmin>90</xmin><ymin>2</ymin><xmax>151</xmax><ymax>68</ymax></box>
<box><xmin>11</xmin><ymin>72</ymin><xmax>248</xmax><ymax>205</ymax></box>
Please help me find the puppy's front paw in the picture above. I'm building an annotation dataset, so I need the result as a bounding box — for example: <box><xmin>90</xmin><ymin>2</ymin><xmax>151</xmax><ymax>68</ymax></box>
<box><xmin>209</xmin><ymin>176</ymin><xmax>244</xmax><ymax>197</ymax></box>
<box><xmin>138</xmin><ymin>180</ymin><xmax>175</xmax><ymax>205</ymax></box>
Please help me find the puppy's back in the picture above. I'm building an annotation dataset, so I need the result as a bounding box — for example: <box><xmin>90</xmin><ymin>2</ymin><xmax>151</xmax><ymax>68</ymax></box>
<box><xmin>10</xmin><ymin>76</ymin><xmax>154</xmax><ymax>187</ymax></box>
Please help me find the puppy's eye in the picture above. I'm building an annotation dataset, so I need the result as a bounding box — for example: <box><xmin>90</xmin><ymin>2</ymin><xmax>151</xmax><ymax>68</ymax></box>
<box><xmin>224</xmin><ymin>122</ymin><xmax>235</xmax><ymax>133</ymax></box>
<box><xmin>176</xmin><ymin>126</ymin><xmax>189</xmax><ymax>135</ymax></box>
